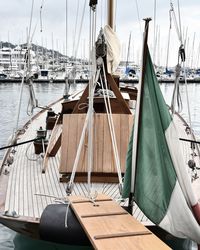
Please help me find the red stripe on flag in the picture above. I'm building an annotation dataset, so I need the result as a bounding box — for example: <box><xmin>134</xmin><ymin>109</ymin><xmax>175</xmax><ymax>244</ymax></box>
<box><xmin>192</xmin><ymin>203</ymin><xmax>200</xmax><ymax>225</ymax></box>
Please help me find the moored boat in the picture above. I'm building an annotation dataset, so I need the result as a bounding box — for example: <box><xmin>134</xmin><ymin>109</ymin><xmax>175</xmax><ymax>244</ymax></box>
<box><xmin>0</xmin><ymin>0</ymin><xmax>200</xmax><ymax>249</ymax></box>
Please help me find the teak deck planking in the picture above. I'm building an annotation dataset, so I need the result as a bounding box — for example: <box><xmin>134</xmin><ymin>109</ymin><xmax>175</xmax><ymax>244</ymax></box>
<box><xmin>60</xmin><ymin>113</ymin><xmax>133</xmax><ymax>175</ymax></box>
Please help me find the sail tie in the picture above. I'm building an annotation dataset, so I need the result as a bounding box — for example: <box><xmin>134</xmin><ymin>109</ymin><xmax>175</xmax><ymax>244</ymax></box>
<box><xmin>170</xmin><ymin>62</ymin><xmax>182</xmax><ymax>114</ymax></box>
<box><xmin>27</xmin><ymin>78</ymin><xmax>38</xmax><ymax>116</ymax></box>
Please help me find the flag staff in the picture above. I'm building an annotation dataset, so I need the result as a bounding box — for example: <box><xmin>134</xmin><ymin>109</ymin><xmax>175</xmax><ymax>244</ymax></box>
<box><xmin>130</xmin><ymin>18</ymin><xmax>152</xmax><ymax>194</ymax></box>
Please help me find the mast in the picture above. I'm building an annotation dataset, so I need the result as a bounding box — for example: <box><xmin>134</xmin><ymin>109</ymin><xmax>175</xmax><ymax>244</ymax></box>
<box><xmin>63</xmin><ymin>0</ymin><xmax>69</xmax><ymax>98</ymax></box>
<box><xmin>190</xmin><ymin>32</ymin><xmax>196</xmax><ymax>69</ymax></box>
<box><xmin>125</xmin><ymin>32</ymin><xmax>132</xmax><ymax>75</ymax></box>
<box><xmin>51</xmin><ymin>32</ymin><xmax>54</xmax><ymax>71</ymax></box>
<box><xmin>65</xmin><ymin>0</ymin><xmax>68</xmax><ymax>68</ymax></box>
<box><xmin>107</xmin><ymin>0</ymin><xmax>115</xmax><ymax>29</ymax></box>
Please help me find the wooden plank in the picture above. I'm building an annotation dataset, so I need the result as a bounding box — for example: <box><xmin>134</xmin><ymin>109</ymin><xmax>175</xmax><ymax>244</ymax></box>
<box><xmin>72</xmin><ymin>85</ymin><xmax>89</xmax><ymax>113</ymax></box>
<box><xmin>69</xmin><ymin>194</ymin><xmax>171</xmax><ymax>250</ymax></box>
<box><xmin>77</xmin><ymin>114</ymin><xmax>88</xmax><ymax>173</ymax></box>
<box><xmin>68</xmin><ymin>194</ymin><xmax>112</xmax><ymax>203</ymax></box>
<box><xmin>120</xmin><ymin>114</ymin><xmax>129</xmax><ymax>171</ymax></box>
<box><xmin>43</xmin><ymin>116</ymin><xmax>62</xmax><ymax>172</ymax></box>
<box><xmin>94</xmin><ymin>114</ymin><xmax>104</xmax><ymax>173</ymax></box>
<box><xmin>112</xmin><ymin>114</ymin><xmax>120</xmax><ymax>173</ymax></box>
<box><xmin>48</xmin><ymin>133</ymin><xmax>62</xmax><ymax>157</ymax></box>
<box><xmin>60</xmin><ymin>113</ymin><xmax>133</xmax><ymax>176</ymax></box>
<box><xmin>60</xmin><ymin>114</ymin><xmax>87</xmax><ymax>173</ymax></box>
<box><xmin>67</xmin><ymin>115</ymin><xmax>78</xmax><ymax>170</ymax></box>
<box><xmin>103</xmin><ymin>114</ymin><xmax>112</xmax><ymax>173</ymax></box>
<box><xmin>60</xmin><ymin>115</ymin><xmax>70</xmax><ymax>173</ymax></box>
<box><xmin>44</xmin><ymin>113</ymin><xmax>63</xmax><ymax>160</ymax></box>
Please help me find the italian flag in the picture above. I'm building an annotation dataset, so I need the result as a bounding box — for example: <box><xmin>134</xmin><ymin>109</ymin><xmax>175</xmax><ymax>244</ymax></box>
<box><xmin>122</xmin><ymin>46</ymin><xmax>200</xmax><ymax>246</ymax></box>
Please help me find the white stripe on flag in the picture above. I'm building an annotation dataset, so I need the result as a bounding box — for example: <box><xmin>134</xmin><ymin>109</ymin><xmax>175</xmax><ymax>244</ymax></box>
<box><xmin>159</xmin><ymin>181</ymin><xmax>200</xmax><ymax>244</ymax></box>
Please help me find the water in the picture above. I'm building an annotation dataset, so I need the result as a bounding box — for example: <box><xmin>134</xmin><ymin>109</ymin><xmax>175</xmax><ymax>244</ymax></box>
<box><xmin>160</xmin><ymin>83</ymin><xmax>200</xmax><ymax>137</ymax></box>
<box><xmin>0</xmin><ymin>82</ymin><xmax>200</xmax><ymax>249</ymax></box>
<box><xmin>0</xmin><ymin>82</ymin><xmax>84</xmax><ymax>159</ymax></box>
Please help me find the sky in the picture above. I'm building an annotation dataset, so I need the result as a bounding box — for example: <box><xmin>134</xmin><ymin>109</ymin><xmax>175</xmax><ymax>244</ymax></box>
<box><xmin>0</xmin><ymin>0</ymin><xmax>199</xmax><ymax>67</ymax></box>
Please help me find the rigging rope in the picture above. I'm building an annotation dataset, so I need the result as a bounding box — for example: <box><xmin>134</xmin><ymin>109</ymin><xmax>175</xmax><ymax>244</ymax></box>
<box><xmin>170</xmin><ymin>1</ymin><xmax>184</xmax><ymax>115</ymax></box>
<box><xmin>134</xmin><ymin>0</ymin><xmax>142</xmax><ymax>36</ymax></box>
<box><xmin>170</xmin><ymin>1</ymin><xmax>196</xmax><ymax>167</ymax></box>
<box><xmin>100</xmin><ymin>0</ymin><xmax>103</xmax><ymax>27</ymax></box>
<box><xmin>100</xmin><ymin>64</ymin><xmax>123</xmax><ymax>188</ymax></box>
<box><xmin>0</xmin><ymin>137</ymin><xmax>45</xmax><ymax>151</ymax></box>
<box><xmin>177</xmin><ymin>0</ymin><xmax>183</xmax><ymax>44</ymax></box>
<box><xmin>87</xmin><ymin>3</ymin><xmax>97</xmax><ymax>196</ymax></box>
<box><xmin>74</xmin><ymin>0</ymin><xmax>87</xmax><ymax>59</ymax></box>
<box><xmin>72</xmin><ymin>0</ymin><xmax>80</xmax><ymax>58</ymax></box>
<box><xmin>14</xmin><ymin>0</ymin><xmax>35</xmax><ymax>133</ymax></box>
<box><xmin>153</xmin><ymin>0</ymin><xmax>157</xmax><ymax>63</ymax></box>
<box><xmin>27</xmin><ymin>0</ymin><xmax>35</xmax><ymax>45</ymax></box>
<box><xmin>14</xmin><ymin>72</ymin><xmax>26</xmax><ymax>133</ymax></box>
<box><xmin>170</xmin><ymin>2</ymin><xmax>182</xmax><ymax>44</ymax></box>
<box><xmin>40</xmin><ymin>0</ymin><xmax>45</xmax><ymax>32</ymax></box>
<box><xmin>165</xmin><ymin>5</ymin><xmax>173</xmax><ymax>70</ymax></box>
<box><xmin>63</xmin><ymin>0</ymin><xmax>69</xmax><ymax>98</ymax></box>
<box><xmin>66</xmin><ymin>69</ymin><xmax>101</xmax><ymax>195</ymax></box>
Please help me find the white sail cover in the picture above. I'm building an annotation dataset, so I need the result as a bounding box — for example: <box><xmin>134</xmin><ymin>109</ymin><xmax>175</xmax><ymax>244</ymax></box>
<box><xmin>103</xmin><ymin>25</ymin><xmax>121</xmax><ymax>74</ymax></box>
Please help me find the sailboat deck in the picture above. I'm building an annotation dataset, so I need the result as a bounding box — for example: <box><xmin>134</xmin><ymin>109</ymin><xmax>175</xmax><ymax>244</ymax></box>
<box><xmin>2</xmin><ymin>100</ymin><xmax>148</xmax><ymax>223</ymax></box>
<box><xmin>4</xmin><ymin>101</ymin><xmax>66</xmax><ymax>218</ymax></box>
<box><xmin>2</xmin><ymin>101</ymin><xmax>200</xmax><ymax>223</ymax></box>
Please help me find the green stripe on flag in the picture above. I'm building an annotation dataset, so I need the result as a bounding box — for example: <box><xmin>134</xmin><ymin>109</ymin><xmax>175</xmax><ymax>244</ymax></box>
<box><xmin>123</xmin><ymin>48</ymin><xmax>177</xmax><ymax>224</ymax></box>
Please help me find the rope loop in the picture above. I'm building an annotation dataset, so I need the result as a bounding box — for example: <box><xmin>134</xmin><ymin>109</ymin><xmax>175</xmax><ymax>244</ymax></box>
<box><xmin>179</xmin><ymin>44</ymin><xmax>186</xmax><ymax>62</ymax></box>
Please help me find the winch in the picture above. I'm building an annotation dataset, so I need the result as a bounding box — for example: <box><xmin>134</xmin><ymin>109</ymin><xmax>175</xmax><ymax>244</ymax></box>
<box><xmin>33</xmin><ymin>126</ymin><xmax>48</xmax><ymax>154</ymax></box>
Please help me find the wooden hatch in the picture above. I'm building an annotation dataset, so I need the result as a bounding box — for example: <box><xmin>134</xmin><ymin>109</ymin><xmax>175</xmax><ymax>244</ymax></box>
<box><xmin>68</xmin><ymin>194</ymin><xmax>171</xmax><ymax>250</ymax></box>
<box><xmin>59</xmin><ymin>113</ymin><xmax>133</xmax><ymax>181</ymax></box>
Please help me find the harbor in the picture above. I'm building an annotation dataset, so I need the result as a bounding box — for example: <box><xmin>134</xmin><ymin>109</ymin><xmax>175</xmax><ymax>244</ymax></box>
<box><xmin>0</xmin><ymin>43</ymin><xmax>200</xmax><ymax>84</ymax></box>
<box><xmin>0</xmin><ymin>0</ymin><xmax>200</xmax><ymax>249</ymax></box>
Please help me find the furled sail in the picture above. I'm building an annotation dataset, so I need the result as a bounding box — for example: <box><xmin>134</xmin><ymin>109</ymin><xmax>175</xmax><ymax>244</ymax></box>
<box><xmin>103</xmin><ymin>25</ymin><xmax>121</xmax><ymax>74</ymax></box>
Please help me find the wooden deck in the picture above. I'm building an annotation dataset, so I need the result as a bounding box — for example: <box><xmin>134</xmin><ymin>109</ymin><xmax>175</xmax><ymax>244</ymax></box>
<box><xmin>60</xmin><ymin>113</ymin><xmax>133</xmax><ymax>174</ymax></box>
<box><xmin>4</xmin><ymin>101</ymin><xmax>66</xmax><ymax>218</ymax></box>
<box><xmin>68</xmin><ymin>194</ymin><xmax>171</xmax><ymax>250</ymax></box>
<box><xmin>1</xmin><ymin>100</ymin><xmax>199</xmax><ymax>230</ymax></box>
<box><xmin>1</xmin><ymin>99</ymin><xmax>148</xmax><ymax>223</ymax></box>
